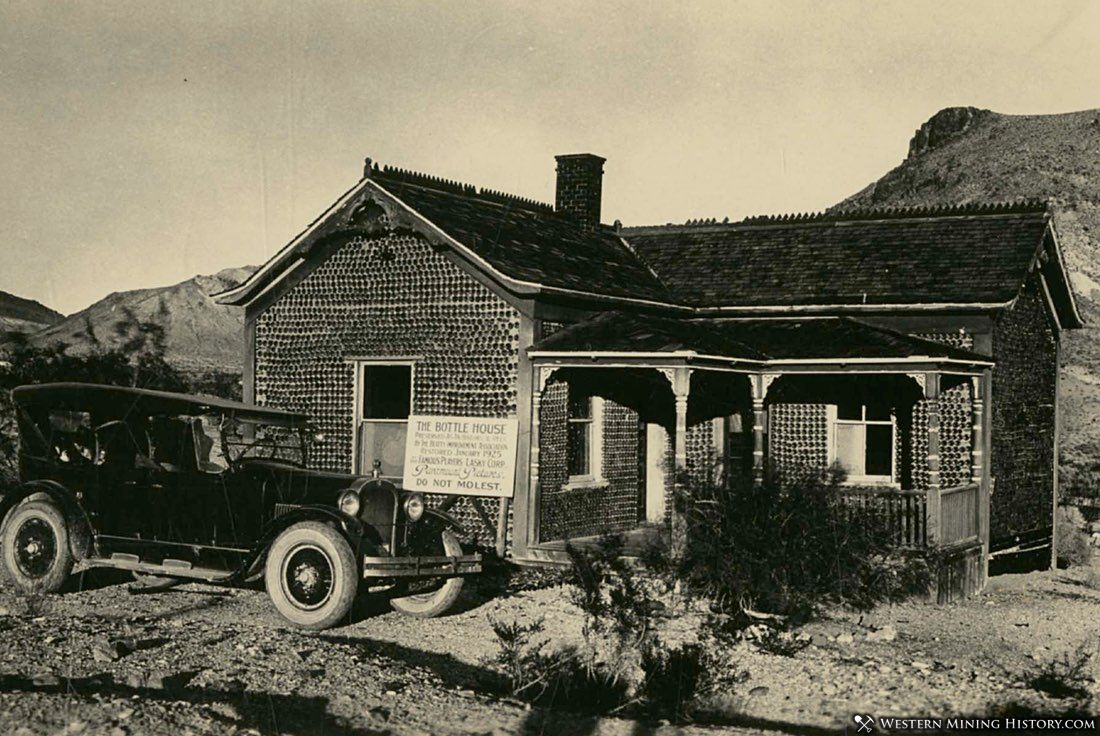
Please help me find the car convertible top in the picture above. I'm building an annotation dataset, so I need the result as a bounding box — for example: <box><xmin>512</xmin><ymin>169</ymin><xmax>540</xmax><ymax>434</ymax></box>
<box><xmin>12</xmin><ymin>382</ymin><xmax>309</xmax><ymax>427</ymax></box>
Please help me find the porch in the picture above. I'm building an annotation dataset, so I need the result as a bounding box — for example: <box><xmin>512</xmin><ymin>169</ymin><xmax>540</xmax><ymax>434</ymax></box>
<box><xmin>513</xmin><ymin>313</ymin><xmax>993</xmax><ymax>600</ymax></box>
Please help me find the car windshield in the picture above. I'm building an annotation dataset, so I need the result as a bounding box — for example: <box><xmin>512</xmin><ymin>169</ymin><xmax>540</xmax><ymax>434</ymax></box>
<box><xmin>220</xmin><ymin>419</ymin><xmax>307</xmax><ymax>467</ymax></box>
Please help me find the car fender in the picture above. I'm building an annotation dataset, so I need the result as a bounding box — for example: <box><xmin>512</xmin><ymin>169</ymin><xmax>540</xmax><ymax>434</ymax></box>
<box><xmin>0</xmin><ymin>480</ymin><xmax>94</xmax><ymax>560</ymax></box>
<box><xmin>239</xmin><ymin>505</ymin><xmax>378</xmax><ymax>580</ymax></box>
<box><xmin>422</xmin><ymin>507</ymin><xmax>466</xmax><ymax>536</ymax></box>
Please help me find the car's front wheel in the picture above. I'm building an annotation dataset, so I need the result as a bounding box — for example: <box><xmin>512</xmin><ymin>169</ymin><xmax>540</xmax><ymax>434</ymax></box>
<box><xmin>264</xmin><ymin>522</ymin><xmax>357</xmax><ymax>630</ymax></box>
<box><xmin>1</xmin><ymin>499</ymin><xmax>74</xmax><ymax>594</ymax></box>
<box><xmin>389</xmin><ymin>529</ymin><xmax>465</xmax><ymax>618</ymax></box>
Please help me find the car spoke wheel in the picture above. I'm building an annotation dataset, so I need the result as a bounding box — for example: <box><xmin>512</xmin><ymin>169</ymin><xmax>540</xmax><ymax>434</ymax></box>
<box><xmin>265</xmin><ymin>522</ymin><xmax>356</xmax><ymax>630</ymax></box>
<box><xmin>1</xmin><ymin>499</ymin><xmax>74</xmax><ymax>594</ymax></box>
<box><xmin>280</xmin><ymin>544</ymin><xmax>335</xmax><ymax>611</ymax></box>
<box><xmin>390</xmin><ymin>529</ymin><xmax>465</xmax><ymax>619</ymax></box>
<box><xmin>14</xmin><ymin>518</ymin><xmax>57</xmax><ymax>578</ymax></box>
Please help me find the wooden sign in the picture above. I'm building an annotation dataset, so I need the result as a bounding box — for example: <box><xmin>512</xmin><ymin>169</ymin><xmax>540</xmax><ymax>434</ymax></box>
<box><xmin>402</xmin><ymin>415</ymin><xmax>518</xmax><ymax>497</ymax></box>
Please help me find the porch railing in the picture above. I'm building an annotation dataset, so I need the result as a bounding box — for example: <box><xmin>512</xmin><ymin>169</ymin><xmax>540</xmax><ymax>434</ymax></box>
<box><xmin>938</xmin><ymin>482</ymin><xmax>981</xmax><ymax>547</ymax></box>
<box><xmin>837</xmin><ymin>487</ymin><xmax>927</xmax><ymax>548</ymax></box>
<box><xmin>837</xmin><ymin>482</ymin><xmax>980</xmax><ymax>550</ymax></box>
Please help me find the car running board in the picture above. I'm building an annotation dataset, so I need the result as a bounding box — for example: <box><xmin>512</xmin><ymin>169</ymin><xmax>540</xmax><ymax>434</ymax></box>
<box><xmin>84</xmin><ymin>553</ymin><xmax>236</xmax><ymax>583</ymax></box>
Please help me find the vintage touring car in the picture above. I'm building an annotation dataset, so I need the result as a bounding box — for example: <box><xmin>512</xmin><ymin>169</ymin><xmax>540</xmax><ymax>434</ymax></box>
<box><xmin>0</xmin><ymin>383</ymin><xmax>481</xmax><ymax>629</ymax></box>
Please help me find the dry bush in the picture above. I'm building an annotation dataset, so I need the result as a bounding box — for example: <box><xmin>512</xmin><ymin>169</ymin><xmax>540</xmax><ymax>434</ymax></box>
<box><xmin>1026</xmin><ymin>640</ymin><xmax>1098</xmax><ymax>701</ymax></box>
<box><xmin>655</xmin><ymin>467</ymin><xmax>933</xmax><ymax>623</ymax></box>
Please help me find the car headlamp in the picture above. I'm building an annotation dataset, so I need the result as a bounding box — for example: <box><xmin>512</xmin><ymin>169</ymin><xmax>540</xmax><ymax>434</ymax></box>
<box><xmin>403</xmin><ymin>493</ymin><xmax>425</xmax><ymax>522</ymax></box>
<box><xmin>338</xmin><ymin>490</ymin><xmax>361</xmax><ymax>517</ymax></box>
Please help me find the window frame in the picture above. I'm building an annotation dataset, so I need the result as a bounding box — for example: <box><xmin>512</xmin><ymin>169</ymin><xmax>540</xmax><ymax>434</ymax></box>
<box><xmin>827</xmin><ymin>403</ymin><xmax>897</xmax><ymax>486</ymax></box>
<box><xmin>350</xmin><ymin>358</ymin><xmax>416</xmax><ymax>480</ymax></box>
<box><xmin>564</xmin><ymin>390</ymin><xmax>605</xmax><ymax>489</ymax></box>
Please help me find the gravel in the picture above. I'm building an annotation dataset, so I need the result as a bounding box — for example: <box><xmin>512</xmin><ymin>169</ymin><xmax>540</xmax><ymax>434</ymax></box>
<box><xmin>0</xmin><ymin>565</ymin><xmax>1096</xmax><ymax>734</ymax></box>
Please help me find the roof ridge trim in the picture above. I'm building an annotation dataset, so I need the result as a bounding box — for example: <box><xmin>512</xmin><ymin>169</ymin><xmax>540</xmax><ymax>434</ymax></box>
<box><xmin>621</xmin><ymin>199</ymin><xmax>1051</xmax><ymax>233</ymax></box>
<box><xmin>368</xmin><ymin>161</ymin><xmax>554</xmax><ymax>214</ymax></box>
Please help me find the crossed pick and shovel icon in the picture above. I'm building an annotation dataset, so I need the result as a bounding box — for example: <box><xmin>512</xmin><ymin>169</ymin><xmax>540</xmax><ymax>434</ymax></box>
<box><xmin>853</xmin><ymin>714</ymin><xmax>876</xmax><ymax>733</ymax></box>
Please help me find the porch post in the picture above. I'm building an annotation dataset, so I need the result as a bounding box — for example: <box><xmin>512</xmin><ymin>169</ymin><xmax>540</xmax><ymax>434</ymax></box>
<box><xmin>980</xmin><ymin>368</ymin><xmax>993</xmax><ymax>584</ymax></box>
<box><xmin>751</xmin><ymin>374</ymin><xmax>767</xmax><ymax>486</ymax></box>
<box><xmin>528</xmin><ymin>374</ymin><xmax>544</xmax><ymax>547</ymax></box>
<box><xmin>970</xmin><ymin>377</ymin><xmax>984</xmax><ymax>485</ymax></box>
<box><xmin>924</xmin><ymin>372</ymin><xmax>942</xmax><ymax>547</ymax></box>
<box><xmin>670</xmin><ymin>367</ymin><xmax>691</xmax><ymax>558</ymax></box>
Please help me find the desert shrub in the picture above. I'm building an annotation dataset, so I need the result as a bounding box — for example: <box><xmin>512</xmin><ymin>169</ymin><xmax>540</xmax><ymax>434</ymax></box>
<box><xmin>564</xmin><ymin>536</ymin><xmax>712</xmax><ymax>721</ymax></box>
<box><xmin>655</xmin><ymin>467</ymin><xmax>932</xmax><ymax>623</ymax></box>
<box><xmin>489</xmin><ymin>616</ymin><xmax>550</xmax><ymax>698</ymax></box>
<box><xmin>1055</xmin><ymin>523</ymin><xmax>1093</xmax><ymax>569</ymax></box>
<box><xmin>566</xmin><ymin>536</ymin><xmax>670</xmax><ymax>656</ymax></box>
<box><xmin>1060</xmin><ymin>460</ymin><xmax>1100</xmax><ymax>500</ymax></box>
<box><xmin>488</xmin><ymin>617</ymin><xmax>630</xmax><ymax>713</ymax></box>
<box><xmin>1026</xmin><ymin>640</ymin><xmax>1097</xmax><ymax>701</ymax></box>
<box><xmin>187</xmin><ymin>370</ymin><xmax>243</xmax><ymax>401</ymax></box>
<box><xmin>637</xmin><ymin>643</ymin><xmax>704</xmax><ymax>722</ymax></box>
<box><xmin>489</xmin><ymin>537</ymin><xmax>714</xmax><ymax>722</ymax></box>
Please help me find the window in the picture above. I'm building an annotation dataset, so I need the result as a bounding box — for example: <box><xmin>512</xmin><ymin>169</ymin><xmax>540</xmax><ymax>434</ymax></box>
<box><xmin>357</xmin><ymin>363</ymin><xmax>413</xmax><ymax>479</ymax></box>
<box><xmin>567</xmin><ymin>392</ymin><xmax>593</xmax><ymax>477</ymax></box>
<box><xmin>830</xmin><ymin>399</ymin><xmax>895</xmax><ymax>483</ymax></box>
<box><xmin>48</xmin><ymin>410</ymin><xmax>93</xmax><ymax>465</ymax></box>
<box><xmin>566</xmin><ymin>389</ymin><xmax>603</xmax><ymax>483</ymax></box>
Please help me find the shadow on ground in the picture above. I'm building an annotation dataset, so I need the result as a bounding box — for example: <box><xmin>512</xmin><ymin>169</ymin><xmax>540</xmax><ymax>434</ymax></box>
<box><xmin>0</xmin><ymin>673</ymin><xmax>393</xmax><ymax>736</ymax></box>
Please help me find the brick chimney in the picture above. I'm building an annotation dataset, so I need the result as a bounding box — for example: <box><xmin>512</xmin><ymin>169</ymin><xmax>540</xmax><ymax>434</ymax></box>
<box><xmin>554</xmin><ymin>153</ymin><xmax>605</xmax><ymax>231</ymax></box>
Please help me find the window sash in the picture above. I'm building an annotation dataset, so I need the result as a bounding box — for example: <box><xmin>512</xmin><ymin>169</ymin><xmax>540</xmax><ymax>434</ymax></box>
<box><xmin>354</xmin><ymin>361</ymin><xmax>414</xmax><ymax>478</ymax></box>
<box><xmin>566</xmin><ymin>394</ymin><xmax>600</xmax><ymax>482</ymax></box>
<box><xmin>829</xmin><ymin>404</ymin><xmax>896</xmax><ymax>483</ymax></box>
<box><xmin>567</xmin><ymin>419</ymin><xmax>592</xmax><ymax>477</ymax></box>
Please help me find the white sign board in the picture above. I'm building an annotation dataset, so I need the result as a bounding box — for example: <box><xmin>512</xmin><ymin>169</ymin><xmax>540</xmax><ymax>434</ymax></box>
<box><xmin>402</xmin><ymin>415</ymin><xmax>518</xmax><ymax>497</ymax></box>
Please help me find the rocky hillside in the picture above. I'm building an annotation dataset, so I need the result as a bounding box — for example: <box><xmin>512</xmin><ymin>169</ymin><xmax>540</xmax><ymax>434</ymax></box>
<box><xmin>835</xmin><ymin>107</ymin><xmax>1100</xmax><ymax>483</ymax></box>
<box><xmin>28</xmin><ymin>266</ymin><xmax>257</xmax><ymax>373</ymax></box>
<box><xmin>0</xmin><ymin>290</ymin><xmax>63</xmax><ymax>335</ymax></box>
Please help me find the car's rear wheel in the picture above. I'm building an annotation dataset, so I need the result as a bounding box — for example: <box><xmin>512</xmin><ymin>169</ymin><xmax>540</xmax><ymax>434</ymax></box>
<box><xmin>389</xmin><ymin>529</ymin><xmax>465</xmax><ymax>618</ymax></box>
<box><xmin>264</xmin><ymin>522</ymin><xmax>357</xmax><ymax>630</ymax></box>
<box><xmin>1</xmin><ymin>500</ymin><xmax>73</xmax><ymax>594</ymax></box>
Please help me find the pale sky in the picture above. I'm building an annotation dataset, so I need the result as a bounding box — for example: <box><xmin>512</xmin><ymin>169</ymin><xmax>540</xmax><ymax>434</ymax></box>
<box><xmin>2</xmin><ymin>0</ymin><xmax>1099</xmax><ymax>314</ymax></box>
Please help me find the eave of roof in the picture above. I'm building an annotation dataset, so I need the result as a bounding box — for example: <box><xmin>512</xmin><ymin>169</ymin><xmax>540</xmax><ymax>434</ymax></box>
<box><xmin>529</xmin><ymin>312</ymin><xmax>994</xmax><ymax>368</ymax></box>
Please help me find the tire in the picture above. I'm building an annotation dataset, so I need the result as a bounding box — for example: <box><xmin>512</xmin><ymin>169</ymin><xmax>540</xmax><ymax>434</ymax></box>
<box><xmin>1</xmin><ymin>500</ymin><xmax>73</xmax><ymax>594</ymax></box>
<box><xmin>264</xmin><ymin>521</ymin><xmax>357</xmax><ymax>630</ymax></box>
<box><xmin>390</xmin><ymin>529</ymin><xmax>465</xmax><ymax>619</ymax></box>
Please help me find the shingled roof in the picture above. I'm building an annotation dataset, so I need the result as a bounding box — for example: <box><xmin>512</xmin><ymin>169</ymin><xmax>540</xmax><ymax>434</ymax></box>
<box><xmin>530</xmin><ymin>311</ymin><xmax>992</xmax><ymax>364</ymax></box>
<box><xmin>622</xmin><ymin>202</ymin><xmax>1080</xmax><ymax>326</ymax></box>
<box><xmin>218</xmin><ymin>162</ymin><xmax>1078</xmax><ymax>328</ymax></box>
<box><xmin>371</xmin><ymin>166</ymin><xmax>671</xmax><ymax>303</ymax></box>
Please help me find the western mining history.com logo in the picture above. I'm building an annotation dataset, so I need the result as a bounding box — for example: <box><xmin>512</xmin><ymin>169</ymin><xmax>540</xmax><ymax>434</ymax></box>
<box><xmin>853</xmin><ymin>714</ymin><xmax>876</xmax><ymax>733</ymax></box>
<box><xmin>851</xmin><ymin>713</ymin><xmax>1098</xmax><ymax>733</ymax></box>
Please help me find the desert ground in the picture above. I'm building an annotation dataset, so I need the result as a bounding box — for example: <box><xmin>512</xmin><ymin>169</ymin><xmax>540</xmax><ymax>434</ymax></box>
<box><xmin>0</xmin><ymin>564</ymin><xmax>1096</xmax><ymax>736</ymax></box>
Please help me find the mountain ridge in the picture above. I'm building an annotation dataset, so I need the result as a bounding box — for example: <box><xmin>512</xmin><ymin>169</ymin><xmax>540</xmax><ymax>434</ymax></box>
<box><xmin>26</xmin><ymin>265</ymin><xmax>257</xmax><ymax>373</ymax></box>
<box><xmin>834</xmin><ymin>106</ymin><xmax>1100</xmax><ymax>481</ymax></box>
<box><xmin>0</xmin><ymin>290</ymin><xmax>64</xmax><ymax>335</ymax></box>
